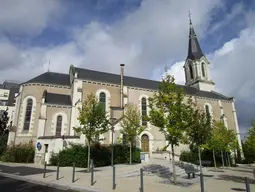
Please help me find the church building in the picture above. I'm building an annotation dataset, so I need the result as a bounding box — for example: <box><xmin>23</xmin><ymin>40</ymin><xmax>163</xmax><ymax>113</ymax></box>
<box><xmin>8</xmin><ymin>19</ymin><xmax>243</xmax><ymax>164</ymax></box>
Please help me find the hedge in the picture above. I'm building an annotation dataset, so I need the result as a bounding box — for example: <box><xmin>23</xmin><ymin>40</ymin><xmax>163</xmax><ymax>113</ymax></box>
<box><xmin>50</xmin><ymin>142</ymin><xmax>141</xmax><ymax>167</ymax></box>
<box><xmin>179</xmin><ymin>149</ymin><xmax>233</xmax><ymax>167</ymax></box>
<box><xmin>0</xmin><ymin>135</ymin><xmax>8</xmax><ymax>157</ymax></box>
<box><xmin>1</xmin><ymin>142</ymin><xmax>35</xmax><ymax>163</ymax></box>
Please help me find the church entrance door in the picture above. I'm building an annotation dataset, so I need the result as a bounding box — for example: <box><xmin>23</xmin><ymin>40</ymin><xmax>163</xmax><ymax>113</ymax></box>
<box><xmin>141</xmin><ymin>134</ymin><xmax>149</xmax><ymax>152</ymax></box>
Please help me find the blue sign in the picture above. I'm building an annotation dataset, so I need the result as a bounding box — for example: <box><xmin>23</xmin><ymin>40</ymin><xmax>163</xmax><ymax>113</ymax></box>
<box><xmin>140</xmin><ymin>154</ymin><xmax>145</xmax><ymax>161</ymax></box>
<box><xmin>36</xmin><ymin>142</ymin><xmax>42</xmax><ymax>151</ymax></box>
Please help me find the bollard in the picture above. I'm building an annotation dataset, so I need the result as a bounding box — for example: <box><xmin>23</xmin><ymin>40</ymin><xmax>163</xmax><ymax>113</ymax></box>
<box><xmin>200</xmin><ymin>173</ymin><xmax>204</xmax><ymax>192</ymax></box>
<box><xmin>91</xmin><ymin>159</ymin><xmax>94</xmax><ymax>186</ymax></box>
<box><xmin>43</xmin><ymin>161</ymin><xmax>46</xmax><ymax>178</ymax></box>
<box><xmin>56</xmin><ymin>161</ymin><xmax>59</xmax><ymax>180</ymax></box>
<box><xmin>113</xmin><ymin>165</ymin><xmax>116</xmax><ymax>190</ymax></box>
<box><xmin>139</xmin><ymin>168</ymin><xmax>144</xmax><ymax>192</ymax></box>
<box><xmin>253</xmin><ymin>169</ymin><xmax>255</xmax><ymax>179</ymax></box>
<box><xmin>72</xmin><ymin>162</ymin><xmax>75</xmax><ymax>183</ymax></box>
<box><xmin>245</xmin><ymin>177</ymin><xmax>251</xmax><ymax>192</ymax></box>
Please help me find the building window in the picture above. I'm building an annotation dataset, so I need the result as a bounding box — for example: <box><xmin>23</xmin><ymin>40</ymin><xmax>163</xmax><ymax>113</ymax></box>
<box><xmin>141</xmin><ymin>97</ymin><xmax>147</xmax><ymax>126</ymax></box>
<box><xmin>23</xmin><ymin>98</ymin><xmax>33</xmax><ymax>131</ymax></box>
<box><xmin>205</xmin><ymin>105</ymin><xmax>212</xmax><ymax>123</ymax></box>
<box><xmin>201</xmin><ymin>63</ymin><xmax>206</xmax><ymax>77</ymax></box>
<box><xmin>55</xmin><ymin>115</ymin><xmax>62</xmax><ymax>136</ymax></box>
<box><xmin>189</xmin><ymin>65</ymin><xmax>194</xmax><ymax>79</ymax></box>
<box><xmin>99</xmin><ymin>92</ymin><xmax>106</xmax><ymax>113</ymax></box>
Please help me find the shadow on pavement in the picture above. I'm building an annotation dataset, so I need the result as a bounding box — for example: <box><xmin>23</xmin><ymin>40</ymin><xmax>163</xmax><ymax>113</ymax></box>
<box><xmin>0</xmin><ymin>165</ymin><xmax>55</xmax><ymax>176</ymax></box>
<box><xmin>231</xmin><ymin>188</ymin><xmax>246</xmax><ymax>191</ymax></box>
<box><xmin>76</xmin><ymin>169</ymin><xmax>101</xmax><ymax>173</ymax></box>
<box><xmin>216</xmin><ymin>174</ymin><xmax>255</xmax><ymax>184</ymax></box>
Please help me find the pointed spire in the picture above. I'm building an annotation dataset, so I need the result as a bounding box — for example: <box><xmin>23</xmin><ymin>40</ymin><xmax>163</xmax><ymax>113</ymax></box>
<box><xmin>187</xmin><ymin>12</ymin><xmax>204</xmax><ymax>60</ymax></box>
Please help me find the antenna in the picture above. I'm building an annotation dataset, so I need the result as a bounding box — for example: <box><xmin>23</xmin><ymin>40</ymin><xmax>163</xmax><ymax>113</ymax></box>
<box><xmin>48</xmin><ymin>60</ymin><xmax>50</xmax><ymax>72</ymax></box>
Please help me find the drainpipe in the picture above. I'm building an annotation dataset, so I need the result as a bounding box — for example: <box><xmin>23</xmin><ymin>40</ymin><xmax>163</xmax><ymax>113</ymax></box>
<box><xmin>120</xmin><ymin>64</ymin><xmax>125</xmax><ymax>109</ymax></box>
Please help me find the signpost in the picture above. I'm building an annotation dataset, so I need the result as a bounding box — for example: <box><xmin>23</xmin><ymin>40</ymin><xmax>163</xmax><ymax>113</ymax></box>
<box><xmin>36</xmin><ymin>142</ymin><xmax>42</xmax><ymax>151</ymax></box>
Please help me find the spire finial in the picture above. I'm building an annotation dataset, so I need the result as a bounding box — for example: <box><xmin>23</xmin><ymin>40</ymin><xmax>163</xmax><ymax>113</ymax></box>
<box><xmin>188</xmin><ymin>10</ymin><xmax>192</xmax><ymax>25</ymax></box>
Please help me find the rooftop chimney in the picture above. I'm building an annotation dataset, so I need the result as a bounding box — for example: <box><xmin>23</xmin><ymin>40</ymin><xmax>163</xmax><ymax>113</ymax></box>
<box><xmin>120</xmin><ymin>64</ymin><xmax>125</xmax><ymax>109</ymax></box>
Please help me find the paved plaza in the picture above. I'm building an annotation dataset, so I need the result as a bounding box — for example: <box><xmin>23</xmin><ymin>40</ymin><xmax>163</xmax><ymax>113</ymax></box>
<box><xmin>0</xmin><ymin>161</ymin><xmax>254</xmax><ymax>192</ymax></box>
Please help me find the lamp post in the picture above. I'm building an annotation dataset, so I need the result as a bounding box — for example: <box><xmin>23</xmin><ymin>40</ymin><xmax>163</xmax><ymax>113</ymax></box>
<box><xmin>109</xmin><ymin>117</ymin><xmax>124</xmax><ymax>167</ymax></box>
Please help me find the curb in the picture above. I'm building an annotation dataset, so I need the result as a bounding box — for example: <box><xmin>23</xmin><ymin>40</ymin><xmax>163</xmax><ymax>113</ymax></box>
<box><xmin>0</xmin><ymin>172</ymin><xmax>102</xmax><ymax>192</ymax></box>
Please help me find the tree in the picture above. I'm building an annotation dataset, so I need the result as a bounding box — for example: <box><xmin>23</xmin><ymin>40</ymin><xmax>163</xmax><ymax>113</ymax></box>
<box><xmin>73</xmin><ymin>93</ymin><xmax>109</xmax><ymax>171</ymax></box>
<box><xmin>186</xmin><ymin>97</ymin><xmax>212</xmax><ymax>149</ymax></box>
<box><xmin>0</xmin><ymin>108</ymin><xmax>9</xmax><ymax>135</ymax></box>
<box><xmin>185</xmin><ymin>97</ymin><xmax>212</xmax><ymax>170</ymax></box>
<box><xmin>120</xmin><ymin>103</ymin><xmax>145</xmax><ymax>164</ymax></box>
<box><xmin>205</xmin><ymin>121</ymin><xmax>236</xmax><ymax>167</ymax></box>
<box><xmin>148</xmin><ymin>74</ymin><xmax>190</xmax><ymax>184</ymax></box>
<box><xmin>243</xmin><ymin>121</ymin><xmax>255</xmax><ymax>162</ymax></box>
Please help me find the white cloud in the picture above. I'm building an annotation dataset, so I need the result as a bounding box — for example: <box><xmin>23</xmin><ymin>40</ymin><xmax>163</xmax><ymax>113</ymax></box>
<box><xmin>0</xmin><ymin>0</ymin><xmax>64</xmax><ymax>36</ymax></box>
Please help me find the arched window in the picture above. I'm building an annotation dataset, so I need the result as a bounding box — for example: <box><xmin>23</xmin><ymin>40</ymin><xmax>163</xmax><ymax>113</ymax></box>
<box><xmin>189</xmin><ymin>65</ymin><xmax>194</xmax><ymax>79</ymax></box>
<box><xmin>201</xmin><ymin>63</ymin><xmax>206</xmax><ymax>77</ymax></box>
<box><xmin>23</xmin><ymin>98</ymin><xmax>33</xmax><ymax>131</ymax></box>
<box><xmin>205</xmin><ymin>105</ymin><xmax>210</xmax><ymax>117</ymax></box>
<box><xmin>55</xmin><ymin>115</ymin><xmax>62</xmax><ymax>136</ymax></box>
<box><xmin>99</xmin><ymin>92</ymin><xmax>106</xmax><ymax>113</ymax></box>
<box><xmin>141</xmin><ymin>97</ymin><xmax>147</xmax><ymax>126</ymax></box>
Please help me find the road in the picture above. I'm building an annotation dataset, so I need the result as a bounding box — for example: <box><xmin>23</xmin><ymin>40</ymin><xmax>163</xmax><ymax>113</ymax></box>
<box><xmin>0</xmin><ymin>176</ymin><xmax>77</xmax><ymax>192</ymax></box>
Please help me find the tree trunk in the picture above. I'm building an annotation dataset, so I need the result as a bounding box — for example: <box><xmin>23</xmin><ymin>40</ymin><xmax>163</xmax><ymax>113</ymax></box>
<box><xmin>221</xmin><ymin>151</ymin><xmax>224</xmax><ymax>167</ymax></box>
<box><xmin>129</xmin><ymin>142</ymin><xmax>132</xmax><ymax>165</ymax></box>
<box><xmin>227</xmin><ymin>152</ymin><xmax>231</xmax><ymax>167</ymax></box>
<box><xmin>198</xmin><ymin>146</ymin><xmax>203</xmax><ymax>174</ymax></box>
<box><xmin>171</xmin><ymin>143</ymin><xmax>177</xmax><ymax>184</ymax></box>
<box><xmin>87</xmin><ymin>142</ymin><xmax>91</xmax><ymax>172</ymax></box>
<box><xmin>213</xmin><ymin>149</ymin><xmax>217</xmax><ymax>169</ymax></box>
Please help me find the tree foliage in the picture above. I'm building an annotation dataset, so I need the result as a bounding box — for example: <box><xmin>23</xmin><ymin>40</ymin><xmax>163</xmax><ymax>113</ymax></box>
<box><xmin>186</xmin><ymin>97</ymin><xmax>212</xmax><ymax>149</ymax></box>
<box><xmin>120</xmin><ymin>103</ymin><xmax>145</xmax><ymax>143</ymax></box>
<box><xmin>0</xmin><ymin>108</ymin><xmax>9</xmax><ymax>136</ymax></box>
<box><xmin>120</xmin><ymin>103</ymin><xmax>145</xmax><ymax>164</ymax></box>
<box><xmin>243</xmin><ymin>121</ymin><xmax>255</xmax><ymax>162</ymax></box>
<box><xmin>148</xmin><ymin>74</ymin><xmax>189</xmax><ymax>184</ymax></box>
<box><xmin>205</xmin><ymin>121</ymin><xmax>237</xmax><ymax>152</ymax></box>
<box><xmin>73</xmin><ymin>93</ymin><xmax>109</xmax><ymax>171</ymax></box>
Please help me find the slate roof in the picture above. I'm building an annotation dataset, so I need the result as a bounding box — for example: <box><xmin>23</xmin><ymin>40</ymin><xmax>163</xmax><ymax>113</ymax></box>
<box><xmin>23</xmin><ymin>68</ymin><xmax>232</xmax><ymax>102</ymax></box>
<box><xmin>74</xmin><ymin>67</ymin><xmax>232</xmax><ymax>101</ymax></box>
<box><xmin>44</xmin><ymin>92</ymin><xmax>72</xmax><ymax>106</ymax></box>
<box><xmin>24</xmin><ymin>72</ymin><xmax>70</xmax><ymax>86</ymax></box>
<box><xmin>187</xmin><ymin>20</ymin><xmax>204</xmax><ymax>60</ymax></box>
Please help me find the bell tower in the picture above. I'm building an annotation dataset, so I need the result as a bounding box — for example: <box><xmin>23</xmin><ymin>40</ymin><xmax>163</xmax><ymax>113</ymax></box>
<box><xmin>184</xmin><ymin>13</ymin><xmax>215</xmax><ymax>92</ymax></box>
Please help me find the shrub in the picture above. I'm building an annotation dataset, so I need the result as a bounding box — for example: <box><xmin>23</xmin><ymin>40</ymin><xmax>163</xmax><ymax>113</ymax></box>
<box><xmin>0</xmin><ymin>135</ymin><xmax>8</xmax><ymax>157</ymax></box>
<box><xmin>50</xmin><ymin>143</ymin><xmax>141</xmax><ymax>167</ymax></box>
<box><xmin>1</xmin><ymin>143</ymin><xmax>35</xmax><ymax>163</ymax></box>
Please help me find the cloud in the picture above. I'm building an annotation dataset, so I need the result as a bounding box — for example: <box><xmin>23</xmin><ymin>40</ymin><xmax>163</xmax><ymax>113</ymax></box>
<box><xmin>0</xmin><ymin>0</ymin><xmax>222</xmax><ymax>81</ymax></box>
<box><xmin>0</xmin><ymin>0</ymin><xmax>64</xmax><ymax>36</ymax></box>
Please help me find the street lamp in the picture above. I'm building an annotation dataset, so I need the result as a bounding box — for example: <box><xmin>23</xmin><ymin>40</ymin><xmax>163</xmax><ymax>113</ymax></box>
<box><xmin>109</xmin><ymin>117</ymin><xmax>123</xmax><ymax>167</ymax></box>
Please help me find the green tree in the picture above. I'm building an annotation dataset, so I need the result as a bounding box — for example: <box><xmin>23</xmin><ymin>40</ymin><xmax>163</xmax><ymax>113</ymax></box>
<box><xmin>205</xmin><ymin>121</ymin><xmax>236</xmax><ymax>167</ymax></box>
<box><xmin>185</xmin><ymin>97</ymin><xmax>212</xmax><ymax>170</ymax></box>
<box><xmin>243</xmin><ymin>121</ymin><xmax>255</xmax><ymax>162</ymax></box>
<box><xmin>120</xmin><ymin>103</ymin><xmax>145</xmax><ymax>164</ymax></box>
<box><xmin>148</xmin><ymin>74</ymin><xmax>189</xmax><ymax>184</ymax></box>
<box><xmin>73</xmin><ymin>93</ymin><xmax>109</xmax><ymax>171</ymax></box>
<box><xmin>186</xmin><ymin>97</ymin><xmax>212</xmax><ymax>148</ymax></box>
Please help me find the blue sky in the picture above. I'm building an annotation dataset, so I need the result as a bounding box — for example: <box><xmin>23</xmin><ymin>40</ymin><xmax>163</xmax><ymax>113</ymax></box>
<box><xmin>1</xmin><ymin>0</ymin><xmax>255</xmax><ymax>138</ymax></box>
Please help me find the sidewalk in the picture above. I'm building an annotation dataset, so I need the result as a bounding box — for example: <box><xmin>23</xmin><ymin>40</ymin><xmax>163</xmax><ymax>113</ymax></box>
<box><xmin>0</xmin><ymin>162</ymin><xmax>254</xmax><ymax>192</ymax></box>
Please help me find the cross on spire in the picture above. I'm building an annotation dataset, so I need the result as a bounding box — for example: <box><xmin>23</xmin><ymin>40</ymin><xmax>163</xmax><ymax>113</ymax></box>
<box><xmin>188</xmin><ymin>11</ymin><xmax>192</xmax><ymax>25</ymax></box>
